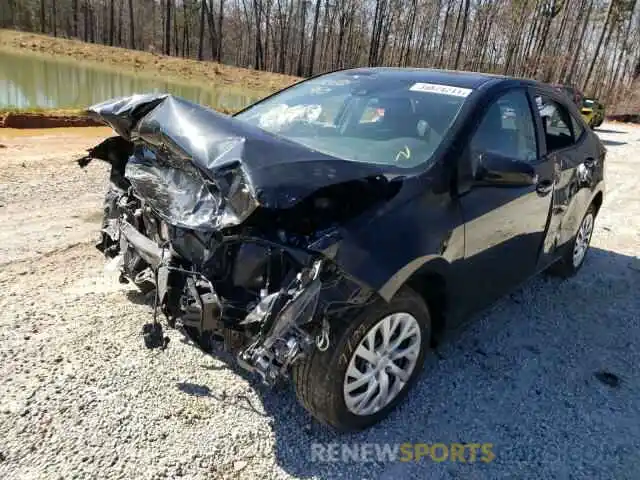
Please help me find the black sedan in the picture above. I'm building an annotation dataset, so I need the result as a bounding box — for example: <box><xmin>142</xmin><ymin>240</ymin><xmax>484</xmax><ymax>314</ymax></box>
<box><xmin>80</xmin><ymin>68</ymin><xmax>605</xmax><ymax>431</ymax></box>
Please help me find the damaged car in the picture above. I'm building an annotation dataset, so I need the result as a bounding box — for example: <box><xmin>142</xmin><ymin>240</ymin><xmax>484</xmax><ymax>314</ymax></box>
<box><xmin>79</xmin><ymin>69</ymin><xmax>606</xmax><ymax>431</ymax></box>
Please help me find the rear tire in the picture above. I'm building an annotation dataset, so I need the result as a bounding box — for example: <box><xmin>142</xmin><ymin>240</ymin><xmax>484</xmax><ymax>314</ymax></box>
<box><xmin>293</xmin><ymin>286</ymin><xmax>431</xmax><ymax>431</ymax></box>
<box><xmin>548</xmin><ymin>204</ymin><xmax>596</xmax><ymax>278</ymax></box>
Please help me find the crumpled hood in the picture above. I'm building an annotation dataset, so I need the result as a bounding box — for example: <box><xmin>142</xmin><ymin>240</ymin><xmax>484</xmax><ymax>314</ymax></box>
<box><xmin>87</xmin><ymin>94</ymin><xmax>392</xmax><ymax>231</ymax></box>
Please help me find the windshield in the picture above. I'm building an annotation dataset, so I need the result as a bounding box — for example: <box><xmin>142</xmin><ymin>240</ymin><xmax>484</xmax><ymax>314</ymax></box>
<box><xmin>234</xmin><ymin>72</ymin><xmax>469</xmax><ymax>168</ymax></box>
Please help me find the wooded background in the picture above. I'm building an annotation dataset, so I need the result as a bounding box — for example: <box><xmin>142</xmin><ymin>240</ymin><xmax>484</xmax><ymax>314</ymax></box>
<box><xmin>2</xmin><ymin>0</ymin><xmax>639</xmax><ymax>111</ymax></box>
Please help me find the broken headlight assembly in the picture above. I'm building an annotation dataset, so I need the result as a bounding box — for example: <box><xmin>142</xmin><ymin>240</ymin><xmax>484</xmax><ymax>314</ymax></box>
<box><xmin>238</xmin><ymin>260</ymin><xmax>324</xmax><ymax>384</ymax></box>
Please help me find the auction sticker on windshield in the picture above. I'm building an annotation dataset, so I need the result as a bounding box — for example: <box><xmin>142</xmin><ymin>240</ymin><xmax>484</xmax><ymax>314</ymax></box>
<box><xmin>409</xmin><ymin>83</ymin><xmax>472</xmax><ymax>97</ymax></box>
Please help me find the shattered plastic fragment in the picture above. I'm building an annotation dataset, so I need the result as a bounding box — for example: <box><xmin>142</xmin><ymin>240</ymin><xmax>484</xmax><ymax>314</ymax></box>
<box><xmin>257</xmin><ymin>104</ymin><xmax>323</xmax><ymax>131</ymax></box>
<box><xmin>104</xmin><ymin>254</ymin><xmax>124</xmax><ymax>272</ymax></box>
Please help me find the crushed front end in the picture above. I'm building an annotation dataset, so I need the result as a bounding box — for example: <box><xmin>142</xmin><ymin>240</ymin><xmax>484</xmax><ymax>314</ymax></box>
<box><xmin>79</xmin><ymin>94</ymin><xmax>386</xmax><ymax>384</ymax></box>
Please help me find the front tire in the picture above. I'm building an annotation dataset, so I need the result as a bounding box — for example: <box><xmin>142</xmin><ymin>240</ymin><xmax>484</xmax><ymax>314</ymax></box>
<box><xmin>293</xmin><ymin>286</ymin><xmax>431</xmax><ymax>431</ymax></box>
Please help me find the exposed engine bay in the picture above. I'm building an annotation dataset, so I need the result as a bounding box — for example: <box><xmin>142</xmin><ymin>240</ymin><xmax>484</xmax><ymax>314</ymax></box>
<box><xmin>78</xmin><ymin>94</ymin><xmax>398</xmax><ymax>384</ymax></box>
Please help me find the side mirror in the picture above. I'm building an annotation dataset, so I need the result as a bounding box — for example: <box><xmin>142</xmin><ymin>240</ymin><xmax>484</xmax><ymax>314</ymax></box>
<box><xmin>474</xmin><ymin>151</ymin><xmax>538</xmax><ymax>187</ymax></box>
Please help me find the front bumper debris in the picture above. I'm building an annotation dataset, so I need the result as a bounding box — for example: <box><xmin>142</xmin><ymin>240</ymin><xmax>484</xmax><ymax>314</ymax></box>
<box><xmin>118</xmin><ymin>217</ymin><xmax>324</xmax><ymax>384</ymax></box>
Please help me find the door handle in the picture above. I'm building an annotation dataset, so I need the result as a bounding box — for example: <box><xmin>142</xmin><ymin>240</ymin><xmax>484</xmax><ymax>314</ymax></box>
<box><xmin>536</xmin><ymin>179</ymin><xmax>553</xmax><ymax>195</ymax></box>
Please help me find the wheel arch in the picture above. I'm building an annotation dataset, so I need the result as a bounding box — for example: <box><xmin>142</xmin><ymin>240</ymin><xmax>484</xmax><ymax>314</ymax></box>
<box><xmin>379</xmin><ymin>256</ymin><xmax>451</xmax><ymax>341</ymax></box>
<box><xmin>591</xmin><ymin>189</ymin><xmax>604</xmax><ymax>216</ymax></box>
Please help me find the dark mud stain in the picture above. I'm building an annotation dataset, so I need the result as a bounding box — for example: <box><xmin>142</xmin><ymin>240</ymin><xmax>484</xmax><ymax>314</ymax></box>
<box><xmin>594</xmin><ymin>370</ymin><xmax>621</xmax><ymax>388</ymax></box>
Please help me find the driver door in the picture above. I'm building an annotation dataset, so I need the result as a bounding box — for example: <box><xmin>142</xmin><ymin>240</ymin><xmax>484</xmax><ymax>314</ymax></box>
<box><xmin>456</xmin><ymin>88</ymin><xmax>555</xmax><ymax>312</ymax></box>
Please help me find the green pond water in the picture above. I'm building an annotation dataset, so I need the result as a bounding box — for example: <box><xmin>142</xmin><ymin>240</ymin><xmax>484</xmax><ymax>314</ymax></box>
<box><xmin>0</xmin><ymin>49</ymin><xmax>262</xmax><ymax>111</ymax></box>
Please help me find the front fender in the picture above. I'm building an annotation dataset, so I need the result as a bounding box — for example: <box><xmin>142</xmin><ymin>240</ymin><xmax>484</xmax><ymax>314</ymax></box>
<box><xmin>315</xmin><ymin>189</ymin><xmax>464</xmax><ymax>303</ymax></box>
<box><xmin>378</xmin><ymin>256</ymin><xmax>451</xmax><ymax>302</ymax></box>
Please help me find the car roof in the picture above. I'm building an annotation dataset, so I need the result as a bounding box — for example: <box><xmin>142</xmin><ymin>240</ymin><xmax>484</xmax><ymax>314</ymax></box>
<box><xmin>335</xmin><ymin>67</ymin><xmax>541</xmax><ymax>91</ymax></box>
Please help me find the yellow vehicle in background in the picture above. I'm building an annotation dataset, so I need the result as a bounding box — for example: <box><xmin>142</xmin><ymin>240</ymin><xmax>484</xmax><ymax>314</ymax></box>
<box><xmin>581</xmin><ymin>98</ymin><xmax>605</xmax><ymax>129</ymax></box>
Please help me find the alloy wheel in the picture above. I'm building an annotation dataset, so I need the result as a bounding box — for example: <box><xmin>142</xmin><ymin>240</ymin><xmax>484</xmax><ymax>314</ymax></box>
<box><xmin>573</xmin><ymin>212</ymin><xmax>594</xmax><ymax>267</ymax></box>
<box><xmin>343</xmin><ymin>312</ymin><xmax>422</xmax><ymax>416</ymax></box>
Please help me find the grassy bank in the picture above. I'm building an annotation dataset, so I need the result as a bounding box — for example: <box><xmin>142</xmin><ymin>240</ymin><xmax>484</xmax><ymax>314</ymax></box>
<box><xmin>0</xmin><ymin>104</ymin><xmax>236</xmax><ymax>129</ymax></box>
<box><xmin>0</xmin><ymin>107</ymin><xmax>97</xmax><ymax>128</ymax></box>
<box><xmin>0</xmin><ymin>29</ymin><xmax>300</xmax><ymax>93</ymax></box>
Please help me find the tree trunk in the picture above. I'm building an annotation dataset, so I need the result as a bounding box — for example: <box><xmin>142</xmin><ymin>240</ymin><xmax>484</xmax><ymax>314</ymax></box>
<box><xmin>217</xmin><ymin>0</ymin><xmax>224</xmax><ymax>61</ymax></box>
<box><xmin>198</xmin><ymin>0</ymin><xmax>206</xmax><ymax>60</ymax></box>
<box><xmin>453</xmin><ymin>0</ymin><xmax>470</xmax><ymax>69</ymax></box>
<box><xmin>89</xmin><ymin>3</ymin><xmax>95</xmax><ymax>43</ymax></box>
<box><xmin>165</xmin><ymin>0</ymin><xmax>172</xmax><ymax>55</ymax></box>
<box><xmin>566</xmin><ymin>0</ymin><xmax>593</xmax><ymax>83</ymax></box>
<box><xmin>71</xmin><ymin>0</ymin><xmax>78</xmax><ymax>36</ymax></box>
<box><xmin>109</xmin><ymin>0</ymin><xmax>114</xmax><ymax>46</ymax></box>
<box><xmin>611</xmin><ymin>0</ymin><xmax>638</xmax><ymax>92</ymax></box>
<box><xmin>583</xmin><ymin>0</ymin><xmax>615</xmax><ymax>91</ymax></box>
<box><xmin>448</xmin><ymin>0</ymin><xmax>465</xmax><ymax>68</ymax></box>
<box><xmin>252</xmin><ymin>0</ymin><xmax>264</xmax><ymax>70</ymax></box>
<box><xmin>173</xmin><ymin>0</ymin><xmax>179</xmax><ymax>55</ymax></box>
<box><xmin>545</xmin><ymin>0</ymin><xmax>571</xmax><ymax>81</ymax></box>
<box><xmin>206</xmin><ymin>0</ymin><xmax>219</xmax><ymax>59</ymax></box>
<box><xmin>40</xmin><ymin>0</ymin><xmax>46</xmax><ymax>33</ymax></box>
<box><xmin>559</xmin><ymin>0</ymin><xmax>587</xmax><ymax>81</ymax></box>
<box><xmin>296</xmin><ymin>0</ymin><xmax>307</xmax><ymax>76</ymax></box>
<box><xmin>182</xmin><ymin>0</ymin><xmax>190</xmax><ymax>57</ymax></box>
<box><xmin>118</xmin><ymin>0</ymin><xmax>123</xmax><ymax>46</ymax></box>
<box><xmin>437</xmin><ymin>0</ymin><xmax>453</xmax><ymax>68</ymax></box>
<box><xmin>128</xmin><ymin>0</ymin><xmax>135</xmax><ymax>49</ymax></box>
<box><xmin>503</xmin><ymin>1</ymin><xmax>528</xmax><ymax>75</ymax></box>
<box><xmin>263</xmin><ymin>0</ymin><xmax>271</xmax><ymax>69</ymax></box>
<box><xmin>592</xmin><ymin>10</ymin><xmax>615</xmax><ymax>95</ymax></box>
<box><xmin>307</xmin><ymin>0</ymin><xmax>322</xmax><ymax>76</ymax></box>
<box><xmin>152</xmin><ymin>0</ymin><xmax>157</xmax><ymax>50</ymax></box>
<box><xmin>369</xmin><ymin>0</ymin><xmax>386</xmax><ymax>66</ymax></box>
<box><xmin>83</xmin><ymin>0</ymin><xmax>89</xmax><ymax>41</ymax></box>
<box><xmin>51</xmin><ymin>0</ymin><xmax>57</xmax><ymax>36</ymax></box>
<box><xmin>319</xmin><ymin>0</ymin><xmax>330</xmax><ymax>70</ymax></box>
<box><xmin>531</xmin><ymin>0</ymin><xmax>563</xmax><ymax>80</ymax></box>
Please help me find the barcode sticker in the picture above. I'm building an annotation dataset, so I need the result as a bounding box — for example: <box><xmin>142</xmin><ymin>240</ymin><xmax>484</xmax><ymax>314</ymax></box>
<box><xmin>409</xmin><ymin>83</ymin><xmax>473</xmax><ymax>97</ymax></box>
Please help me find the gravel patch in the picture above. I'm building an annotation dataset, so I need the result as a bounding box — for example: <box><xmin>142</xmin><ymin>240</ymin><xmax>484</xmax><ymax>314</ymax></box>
<box><xmin>1</xmin><ymin>123</ymin><xmax>639</xmax><ymax>479</ymax></box>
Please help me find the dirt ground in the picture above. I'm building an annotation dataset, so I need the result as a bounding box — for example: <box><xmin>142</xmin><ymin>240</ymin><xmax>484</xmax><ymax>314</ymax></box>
<box><xmin>1</xmin><ymin>124</ymin><xmax>639</xmax><ymax>479</ymax></box>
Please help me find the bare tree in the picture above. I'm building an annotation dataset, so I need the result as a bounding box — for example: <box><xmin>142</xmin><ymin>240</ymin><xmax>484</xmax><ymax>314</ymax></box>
<box><xmin>71</xmin><ymin>0</ymin><xmax>78</xmax><ymax>36</ymax></box>
<box><xmin>108</xmin><ymin>0</ymin><xmax>114</xmax><ymax>46</ymax></box>
<box><xmin>453</xmin><ymin>0</ymin><xmax>470</xmax><ymax>69</ymax></box>
<box><xmin>164</xmin><ymin>0</ymin><xmax>172</xmax><ymax>55</ymax></box>
<box><xmin>51</xmin><ymin>0</ymin><xmax>57</xmax><ymax>36</ymax></box>
<box><xmin>217</xmin><ymin>0</ymin><xmax>225</xmax><ymax>61</ymax></box>
<box><xmin>40</xmin><ymin>0</ymin><xmax>46</xmax><ymax>33</ymax></box>
<box><xmin>6</xmin><ymin>0</ymin><xmax>640</xmax><ymax>111</ymax></box>
<box><xmin>583</xmin><ymin>0</ymin><xmax>616</xmax><ymax>90</ymax></box>
<box><xmin>128</xmin><ymin>0</ymin><xmax>135</xmax><ymax>48</ymax></box>
<box><xmin>307</xmin><ymin>0</ymin><xmax>322</xmax><ymax>75</ymax></box>
<box><xmin>566</xmin><ymin>0</ymin><xmax>594</xmax><ymax>83</ymax></box>
<box><xmin>198</xmin><ymin>0</ymin><xmax>206</xmax><ymax>60</ymax></box>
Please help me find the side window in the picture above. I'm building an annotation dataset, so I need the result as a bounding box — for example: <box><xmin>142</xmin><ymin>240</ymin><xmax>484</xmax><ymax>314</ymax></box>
<box><xmin>535</xmin><ymin>96</ymin><xmax>576</xmax><ymax>152</ymax></box>
<box><xmin>570</xmin><ymin>114</ymin><xmax>585</xmax><ymax>140</ymax></box>
<box><xmin>470</xmin><ymin>90</ymin><xmax>537</xmax><ymax>163</ymax></box>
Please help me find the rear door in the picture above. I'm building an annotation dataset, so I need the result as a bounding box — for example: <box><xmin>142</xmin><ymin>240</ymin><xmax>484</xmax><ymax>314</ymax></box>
<box><xmin>531</xmin><ymin>91</ymin><xmax>600</xmax><ymax>266</ymax></box>
<box><xmin>457</xmin><ymin>88</ymin><xmax>555</xmax><ymax>311</ymax></box>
